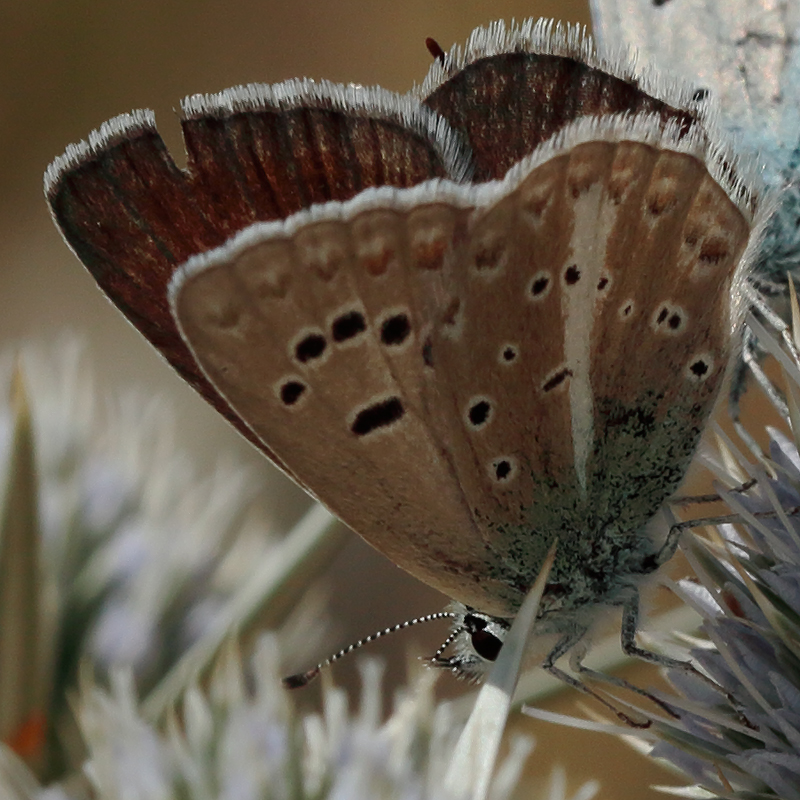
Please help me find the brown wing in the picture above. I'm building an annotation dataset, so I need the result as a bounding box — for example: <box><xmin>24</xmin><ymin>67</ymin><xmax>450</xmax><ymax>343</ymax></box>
<box><xmin>45</xmin><ymin>82</ymin><xmax>468</xmax><ymax>483</ymax></box>
<box><xmin>420</xmin><ymin>19</ymin><xmax>700</xmax><ymax>181</ymax></box>
<box><xmin>171</xmin><ymin>184</ymin><xmax>522</xmax><ymax>615</ymax></box>
<box><xmin>172</xmin><ymin>114</ymin><xmax>757</xmax><ymax>615</ymax></box>
<box><xmin>417</xmin><ymin>116</ymin><xmax>754</xmax><ymax>592</ymax></box>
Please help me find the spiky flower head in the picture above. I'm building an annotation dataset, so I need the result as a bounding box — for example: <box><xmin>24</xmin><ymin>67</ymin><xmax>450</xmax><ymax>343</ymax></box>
<box><xmin>554</xmin><ymin>303</ymin><xmax>800</xmax><ymax>799</ymax></box>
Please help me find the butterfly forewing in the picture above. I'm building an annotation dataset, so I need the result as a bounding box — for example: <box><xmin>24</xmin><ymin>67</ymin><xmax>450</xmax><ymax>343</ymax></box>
<box><xmin>45</xmin><ymin>84</ymin><xmax>467</xmax><ymax>486</ymax></box>
<box><xmin>181</xmin><ymin>88</ymin><xmax>465</xmax><ymax>221</ymax></box>
<box><xmin>419</xmin><ymin>18</ymin><xmax>699</xmax><ymax>181</ymax></box>
<box><xmin>171</xmin><ymin>190</ymin><xmax>526</xmax><ymax>614</ymax></box>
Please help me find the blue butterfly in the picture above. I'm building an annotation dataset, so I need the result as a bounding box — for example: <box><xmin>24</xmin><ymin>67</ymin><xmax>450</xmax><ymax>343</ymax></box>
<box><xmin>592</xmin><ymin>0</ymin><xmax>800</xmax><ymax>294</ymax></box>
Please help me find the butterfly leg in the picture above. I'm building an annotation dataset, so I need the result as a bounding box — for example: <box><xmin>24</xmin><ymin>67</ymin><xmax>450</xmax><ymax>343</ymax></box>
<box><xmin>620</xmin><ymin>589</ymin><xmax>687</xmax><ymax>669</ymax></box>
<box><xmin>566</xmin><ymin>639</ymin><xmax>679</xmax><ymax>719</ymax></box>
<box><xmin>652</xmin><ymin>518</ymin><xmax>684</xmax><ymax>567</ymax></box>
<box><xmin>620</xmin><ymin>590</ymin><xmax>756</xmax><ymax>728</ymax></box>
<box><xmin>669</xmin><ymin>478</ymin><xmax>757</xmax><ymax>508</ymax></box>
<box><xmin>542</xmin><ymin>628</ymin><xmax>652</xmax><ymax>728</ymax></box>
<box><xmin>654</xmin><ymin>504</ymin><xmax>800</xmax><ymax>568</ymax></box>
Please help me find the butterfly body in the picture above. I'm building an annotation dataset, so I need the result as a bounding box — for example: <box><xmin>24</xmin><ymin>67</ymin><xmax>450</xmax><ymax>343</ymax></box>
<box><xmin>46</xmin><ymin>19</ymin><xmax>761</xmax><ymax>673</ymax></box>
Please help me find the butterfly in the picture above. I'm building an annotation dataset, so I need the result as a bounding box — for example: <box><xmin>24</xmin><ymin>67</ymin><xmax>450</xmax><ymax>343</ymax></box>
<box><xmin>591</xmin><ymin>0</ymin><xmax>800</xmax><ymax>414</ymax></box>
<box><xmin>592</xmin><ymin>0</ymin><xmax>799</xmax><ymax>286</ymax></box>
<box><xmin>45</xmin><ymin>19</ymin><xmax>761</xmax><ymax>684</ymax></box>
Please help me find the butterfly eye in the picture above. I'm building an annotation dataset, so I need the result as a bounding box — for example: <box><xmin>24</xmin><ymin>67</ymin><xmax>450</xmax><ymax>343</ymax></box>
<box><xmin>470</xmin><ymin>628</ymin><xmax>503</xmax><ymax>662</ymax></box>
<box><xmin>463</xmin><ymin>612</ymin><xmax>506</xmax><ymax>662</ymax></box>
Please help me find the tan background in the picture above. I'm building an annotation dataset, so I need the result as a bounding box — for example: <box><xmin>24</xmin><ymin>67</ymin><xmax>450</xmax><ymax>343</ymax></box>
<box><xmin>0</xmin><ymin>0</ymin><xmax>734</xmax><ymax>796</ymax></box>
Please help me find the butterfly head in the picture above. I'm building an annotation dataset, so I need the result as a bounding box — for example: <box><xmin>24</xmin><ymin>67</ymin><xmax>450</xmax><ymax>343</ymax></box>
<box><xmin>429</xmin><ymin>604</ymin><xmax>511</xmax><ymax>682</ymax></box>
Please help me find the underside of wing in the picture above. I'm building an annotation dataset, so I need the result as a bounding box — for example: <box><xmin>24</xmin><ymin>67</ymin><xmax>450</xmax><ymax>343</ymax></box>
<box><xmin>45</xmin><ymin>82</ymin><xmax>470</xmax><ymax>485</ymax></box>
<box><xmin>172</xmin><ymin>113</ymin><xmax>760</xmax><ymax>616</ymax></box>
<box><xmin>406</xmin><ymin>113</ymin><xmax>759</xmax><ymax>595</ymax></box>
<box><xmin>47</xmin><ymin>17</ymin><xmax>764</xmax><ymax>618</ymax></box>
<box><xmin>170</xmin><ymin>184</ymin><xmax>520</xmax><ymax>615</ymax></box>
<box><xmin>419</xmin><ymin>17</ymin><xmax>700</xmax><ymax>181</ymax></box>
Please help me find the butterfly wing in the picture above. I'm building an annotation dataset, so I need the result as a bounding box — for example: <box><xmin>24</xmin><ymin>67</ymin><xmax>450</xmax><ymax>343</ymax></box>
<box><xmin>172</xmin><ymin>114</ymin><xmax>757</xmax><ymax>615</ymax></box>
<box><xmin>590</xmin><ymin>0</ymin><xmax>800</xmax><ymax>280</ymax></box>
<box><xmin>47</xmin><ymin>20</ymin><xmax>760</xmax><ymax>617</ymax></box>
<box><xmin>418</xmin><ymin>18</ymin><xmax>698</xmax><ymax>181</ymax></box>
<box><xmin>45</xmin><ymin>82</ymin><xmax>469</xmax><ymax>482</ymax></box>
<box><xmin>170</xmin><ymin>182</ymin><xmax>526</xmax><ymax>614</ymax></box>
<box><xmin>400</xmin><ymin>115</ymin><xmax>756</xmax><ymax>595</ymax></box>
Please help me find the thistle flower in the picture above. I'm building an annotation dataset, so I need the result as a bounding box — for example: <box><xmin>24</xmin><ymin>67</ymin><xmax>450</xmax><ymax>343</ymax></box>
<box><xmin>525</xmin><ymin>303</ymin><xmax>800</xmax><ymax>799</ymax></box>
<box><xmin>2</xmin><ymin>633</ymin><xmax>600</xmax><ymax>800</ymax></box>
<box><xmin>0</xmin><ymin>338</ymin><xmax>598</xmax><ymax>800</ymax></box>
<box><xmin>0</xmin><ymin>339</ymin><xmax>339</xmax><ymax>781</ymax></box>
<box><xmin>639</xmin><ymin>306</ymin><xmax>800</xmax><ymax>799</ymax></box>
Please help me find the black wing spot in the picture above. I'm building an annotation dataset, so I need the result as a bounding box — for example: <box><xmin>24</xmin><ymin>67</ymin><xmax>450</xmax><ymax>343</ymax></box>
<box><xmin>501</xmin><ymin>345</ymin><xmax>517</xmax><ymax>363</ymax></box>
<box><xmin>542</xmin><ymin>367</ymin><xmax>573</xmax><ymax>392</ymax></box>
<box><xmin>597</xmin><ymin>276</ymin><xmax>609</xmax><ymax>291</ymax></box>
<box><xmin>489</xmin><ymin>457</ymin><xmax>517</xmax><ymax>483</ymax></box>
<box><xmin>564</xmin><ymin>265</ymin><xmax>580</xmax><ymax>285</ymax></box>
<box><xmin>529</xmin><ymin>273</ymin><xmax>551</xmax><ymax>298</ymax></box>
<box><xmin>332</xmin><ymin>310</ymin><xmax>366</xmax><ymax>343</ymax></box>
<box><xmin>381</xmin><ymin>313</ymin><xmax>411</xmax><ymax>346</ymax></box>
<box><xmin>467</xmin><ymin>399</ymin><xmax>492</xmax><ymax>428</ymax></box>
<box><xmin>690</xmin><ymin>359</ymin><xmax>708</xmax><ymax>377</ymax></box>
<box><xmin>653</xmin><ymin>303</ymin><xmax>687</xmax><ymax>334</ymax></box>
<box><xmin>692</xmin><ymin>87</ymin><xmax>709</xmax><ymax>101</ymax></box>
<box><xmin>495</xmin><ymin>460</ymin><xmax>511</xmax><ymax>479</ymax></box>
<box><xmin>686</xmin><ymin>355</ymin><xmax>713</xmax><ymax>382</ymax></box>
<box><xmin>296</xmin><ymin>333</ymin><xmax>327</xmax><ymax>363</ymax></box>
<box><xmin>351</xmin><ymin>397</ymin><xmax>405</xmax><ymax>436</ymax></box>
<box><xmin>280</xmin><ymin>381</ymin><xmax>306</xmax><ymax>406</ymax></box>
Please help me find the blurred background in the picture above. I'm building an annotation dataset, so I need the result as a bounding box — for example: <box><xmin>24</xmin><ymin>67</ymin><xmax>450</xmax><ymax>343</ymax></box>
<box><xmin>0</xmin><ymin>0</ymin><xmax>747</xmax><ymax>797</ymax></box>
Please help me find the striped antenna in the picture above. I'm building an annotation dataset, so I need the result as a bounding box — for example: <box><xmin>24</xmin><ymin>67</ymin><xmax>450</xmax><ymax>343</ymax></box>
<box><xmin>282</xmin><ymin>611</ymin><xmax>456</xmax><ymax>688</ymax></box>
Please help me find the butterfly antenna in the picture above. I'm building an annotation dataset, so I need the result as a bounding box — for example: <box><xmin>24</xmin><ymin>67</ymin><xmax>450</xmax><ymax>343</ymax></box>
<box><xmin>282</xmin><ymin>611</ymin><xmax>455</xmax><ymax>688</ymax></box>
<box><xmin>432</xmin><ymin>629</ymin><xmax>460</xmax><ymax>660</ymax></box>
